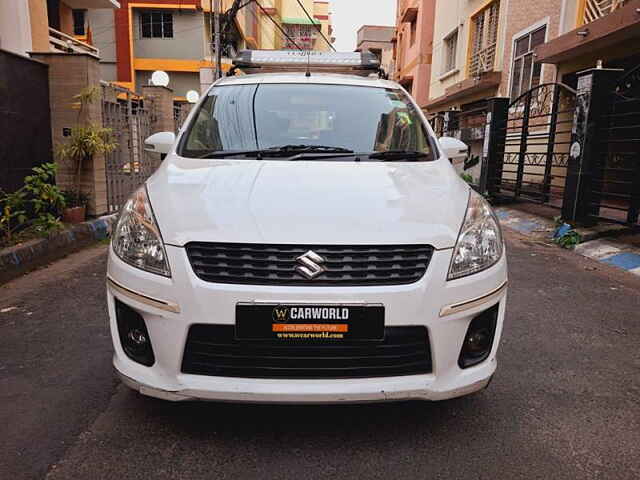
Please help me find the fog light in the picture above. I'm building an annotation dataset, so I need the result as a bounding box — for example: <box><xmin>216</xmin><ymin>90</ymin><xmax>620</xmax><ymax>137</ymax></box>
<box><xmin>115</xmin><ymin>299</ymin><xmax>155</xmax><ymax>366</ymax></box>
<box><xmin>127</xmin><ymin>329</ymin><xmax>148</xmax><ymax>346</ymax></box>
<box><xmin>458</xmin><ymin>304</ymin><xmax>499</xmax><ymax>369</ymax></box>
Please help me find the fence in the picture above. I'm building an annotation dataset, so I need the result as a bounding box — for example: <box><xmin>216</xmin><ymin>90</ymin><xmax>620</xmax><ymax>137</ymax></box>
<box><xmin>590</xmin><ymin>66</ymin><xmax>640</xmax><ymax>225</ymax></box>
<box><xmin>101</xmin><ymin>84</ymin><xmax>161</xmax><ymax>214</ymax></box>
<box><xmin>174</xmin><ymin>102</ymin><xmax>191</xmax><ymax>133</ymax></box>
<box><xmin>0</xmin><ymin>50</ymin><xmax>52</xmax><ymax>193</ymax></box>
<box><xmin>481</xmin><ymin>66</ymin><xmax>639</xmax><ymax>227</ymax></box>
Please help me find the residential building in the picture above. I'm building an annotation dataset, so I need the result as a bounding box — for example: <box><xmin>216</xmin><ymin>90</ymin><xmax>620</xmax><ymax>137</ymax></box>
<box><xmin>535</xmin><ymin>0</ymin><xmax>640</xmax><ymax>86</ymax></box>
<box><xmin>84</xmin><ymin>0</ymin><xmax>333</xmax><ymax>98</ymax></box>
<box><xmin>393</xmin><ymin>0</ymin><xmax>436</xmax><ymax>107</ymax></box>
<box><xmin>356</xmin><ymin>25</ymin><xmax>395</xmax><ymax>75</ymax></box>
<box><xmin>356</xmin><ymin>25</ymin><xmax>395</xmax><ymax>59</ymax></box>
<box><xmin>425</xmin><ymin>0</ymin><xmax>508</xmax><ymax>113</ymax></box>
<box><xmin>0</xmin><ymin>0</ymin><xmax>118</xmax><ymax>57</ymax></box>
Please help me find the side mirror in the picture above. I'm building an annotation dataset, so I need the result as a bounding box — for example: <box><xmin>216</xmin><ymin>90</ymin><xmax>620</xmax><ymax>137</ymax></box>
<box><xmin>439</xmin><ymin>136</ymin><xmax>468</xmax><ymax>162</ymax></box>
<box><xmin>144</xmin><ymin>132</ymin><xmax>176</xmax><ymax>155</ymax></box>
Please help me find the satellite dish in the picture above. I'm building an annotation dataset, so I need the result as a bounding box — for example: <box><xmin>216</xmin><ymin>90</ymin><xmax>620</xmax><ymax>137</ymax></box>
<box><xmin>186</xmin><ymin>90</ymin><xmax>200</xmax><ymax>104</ymax></box>
<box><xmin>150</xmin><ymin>70</ymin><xmax>170</xmax><ymax>87</ymax></box>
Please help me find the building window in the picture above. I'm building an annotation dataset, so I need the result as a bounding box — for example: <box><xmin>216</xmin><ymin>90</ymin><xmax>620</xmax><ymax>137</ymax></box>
<box><xmin>283</xmin><ymin>24</ymin><xmax>316</xmax><ymax>50</ymax></box>
<box><xmin>442</xmin><ymin>29</ymin><xmax>458</xmax><ymax>74</ymax></box>
<box><xmin>72</xmin><ymin>9</ymin><xmax>86</xmax><ymax>36</ymax></box>
<box><xmin>510</xmin><ymin>25</ymin><xmax>546</xmax><ymax>99</ymax></box>
<box><xmin>410</xmin><ymin>19</ymin><xmax>417</xmax><ymax>46</ymax></box>
<box><xmin>469</xmin><ymin>0</ymin><xmax>500</xmax><ymax>78</ymax></box>
<box><xmin>140</xmin><ymin>11</ymin><xmax>174</xmax><ymax>39</ymax></box>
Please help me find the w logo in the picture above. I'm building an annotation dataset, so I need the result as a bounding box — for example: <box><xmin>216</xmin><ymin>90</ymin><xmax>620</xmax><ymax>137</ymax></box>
<box><xmin>272</xmin><ymin>307</ymin><xmax>289</xmax><ymax>323</ymax></box>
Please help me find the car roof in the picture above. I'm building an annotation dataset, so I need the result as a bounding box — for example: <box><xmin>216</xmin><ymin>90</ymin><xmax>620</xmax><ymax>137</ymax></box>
<box><xmin>213</xmin><ymin>72</ymin><xmax>401</xmax><ymax>89</ymax></box>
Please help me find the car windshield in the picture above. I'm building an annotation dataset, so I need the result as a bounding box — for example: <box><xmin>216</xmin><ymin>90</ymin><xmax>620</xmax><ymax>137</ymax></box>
<box><xmin>179</xmin><ymin>83</ymin><xmax>435</xmax><ymax>160</ymax></box>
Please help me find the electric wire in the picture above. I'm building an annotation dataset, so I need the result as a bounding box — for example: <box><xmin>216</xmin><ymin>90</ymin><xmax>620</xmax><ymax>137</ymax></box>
<box><xmin>253</xmin><ymin>0</ymin><xmax>303</xmax><ymax>50</ymax></box>
<box><xmin>295</xmin><ymin>0</ymin><xmax>335</xmax><ymax>51</ymax></box>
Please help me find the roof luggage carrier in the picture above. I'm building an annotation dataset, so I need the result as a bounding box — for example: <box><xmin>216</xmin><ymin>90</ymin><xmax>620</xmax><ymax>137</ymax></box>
<box><xmin>230</xmin><ymin>50</ymin><xmax>383</xmax><ymax>77</ymax></box>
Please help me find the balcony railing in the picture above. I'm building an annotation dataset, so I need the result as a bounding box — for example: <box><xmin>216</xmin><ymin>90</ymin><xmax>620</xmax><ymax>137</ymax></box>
<box><xmin>581</xmin><ymin>0</ymin><xmax>629</xmax><ymax>25</ymax></box>
<box><xmin>469</xmin><ymin>43</ymin><xmax>497</xmax><ymax>78</ymax></box>
<box><xmin>49</xmin><ymin>27</ymin><xmax>99</xmax><ymax>57</ymax></box>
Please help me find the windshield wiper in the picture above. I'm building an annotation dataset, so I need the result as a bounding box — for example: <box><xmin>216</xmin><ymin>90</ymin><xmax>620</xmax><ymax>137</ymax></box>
<box><xmin>269</xmin><ymin>145</ymin><xmax>355</xmax><ymax>154</ymax></box>
<box><xmin>368</xmin><ymin>150</ymin><xmax>431</xmax><ymax>161</ymax></box>
<box><xmin>198</xmin><ymin>149</ymin><xmax>267</xmax><ymax>159</ymax></box>
<box><xmin>197</xmin><ymin>145</ymin><xmax>355</xmax><ymax>160</ymax></box>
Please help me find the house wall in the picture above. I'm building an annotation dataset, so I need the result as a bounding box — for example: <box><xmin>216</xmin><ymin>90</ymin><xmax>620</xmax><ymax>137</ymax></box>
<box><xmin>0</xmin><ymin>0</ymin><xmax>33</xmax><ymax>55</ymax></box>
<box><xmin>281</xmin><ymin>0</ymin><xmax>314</xmax><ymax>20</ymax></box>
<box><xmin>428</xmin><ymin>0</ymin><xmax>508</xmax><ymax>109</ymax></box>
<box><xmin>87</xmin><ymin>9</ymin><xmax>117</xmax><ymax>80</ymax></box>
<box><xmin>313</xmin><ymin>1</ymin><xmax>332</xmax><ymax>52</ymax></box>
<box><xmin>499</xmin><ymin>0</ymin><xmax>566</xmax><ymax>98</ymax></box>
<box><xmin>132</xmin><ymin>9</ymin><xmax>204</xmax><ymax>60</ymax></box>
<box><xmin>394</xmin><ymin>0</ymin><xmax>436</xmax><ymax>108</ymax></box>
<box><xmin>136</xmin><ymin>69</ymin><xmax>199</xmax><ymax>98</ymax></box>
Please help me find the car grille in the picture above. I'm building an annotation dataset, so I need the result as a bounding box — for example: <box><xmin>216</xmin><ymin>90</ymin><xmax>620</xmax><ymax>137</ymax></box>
<box><xmin>184</xmin><ymin>243</ymin><xmax>434</xmax><ymax>286</ymax></box>
<box><xmin>181</xmin><ymin>325</ymin><xmax>432</xmax><ymax>379</ymax></box>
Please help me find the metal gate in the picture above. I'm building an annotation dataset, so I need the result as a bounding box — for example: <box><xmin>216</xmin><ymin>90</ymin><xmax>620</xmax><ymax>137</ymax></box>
<box><xmin>590</xmin><ymin>65</ymin><xmax>640</xmax><ymax>226</ymax></box>
<box><xmin>102</xmin><ymin>84</ymin><xmax>161</xmax><ymax>214</ymax></box>
<box><xmin>491</xmin><ymin>83</ymin><xmax>577</xmax><ymax>208</ymax></box>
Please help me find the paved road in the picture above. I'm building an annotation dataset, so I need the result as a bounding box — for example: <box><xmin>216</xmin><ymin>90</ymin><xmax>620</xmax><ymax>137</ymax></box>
<box><xmin>1</xmin><ymin>232</ymin><xmax>639</xmax><ymax>479</ymax></box>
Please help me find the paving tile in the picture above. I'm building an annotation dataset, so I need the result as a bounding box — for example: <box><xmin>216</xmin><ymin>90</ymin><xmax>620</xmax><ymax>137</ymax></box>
<box><xmin>574</xmin><ymin>240</ymin><xmax>622</xmax><ymax>260</ymax></box>
<box><xmin>600</xmin><ymin>253</ymin><xmax>640</xmax><ymax>271</ymax></box>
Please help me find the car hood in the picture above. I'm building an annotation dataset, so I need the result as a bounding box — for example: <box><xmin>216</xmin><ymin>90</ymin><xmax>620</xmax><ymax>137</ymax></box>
<box><xmin>147</xmin><ymin>156</ymin><xmax>469</xmax><ymax>249</ymax></box>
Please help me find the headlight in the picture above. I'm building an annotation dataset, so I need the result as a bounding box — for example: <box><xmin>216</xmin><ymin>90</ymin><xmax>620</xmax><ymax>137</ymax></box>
<box><xmin>112</xmin><ymin>186</ymin><xmax>171</xmax><ymax>277</ymax></box>
<box><xmin>448</xmin><ymin>190</ymin><xmax>504</xmax><ymax>280</ymax></box>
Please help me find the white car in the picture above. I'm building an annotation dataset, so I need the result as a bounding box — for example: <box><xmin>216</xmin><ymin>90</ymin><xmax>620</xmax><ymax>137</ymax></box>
<box><xmin>107</xmin><ymin>51</ymin><xmax>507</xmax><ymax>403</ymax></box>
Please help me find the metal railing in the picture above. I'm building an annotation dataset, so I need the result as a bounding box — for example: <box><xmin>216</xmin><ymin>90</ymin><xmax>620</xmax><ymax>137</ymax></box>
<box><xmin>469</xmin><ymin>43</ymin><xmax>497</xmax><ymax>78</ymax></box>
<box><xmin>101</xmin><ymin>83</ymin><xmax>160</xmax><ymax>214</ymax></box>
<box><xmin>582</xmin><ymin>0</ymin><xmax>629</xmax><ymax>25</ymax></box>
<box><xmin>49</xmin><ymin>27</ymin><xmax>99</xmax><ymax>57</ymax></box>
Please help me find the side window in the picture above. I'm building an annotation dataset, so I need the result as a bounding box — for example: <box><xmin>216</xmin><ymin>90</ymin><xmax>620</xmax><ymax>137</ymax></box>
<box><xmin>140</xmin><ymin>11</ymin><xmax>173</xmax><ymax>39</ymax></box>
<box><xmin>442</xmin><ymin>29</ymin><xmax>458</xmax><ymax>74</ymax></box>
<box><xmin>510</xmin><ymin>25</ymin><xmax>546</xmax><ymax>99</ymax></box>
<box><xmin>72</xmin><ymin>10</ymin><xmax>86</xmax><ymax>36</ymax></box>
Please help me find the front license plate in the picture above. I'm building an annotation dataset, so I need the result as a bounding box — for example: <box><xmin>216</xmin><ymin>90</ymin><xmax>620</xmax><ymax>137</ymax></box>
<box><xmin>235</xmin><ymin>304</ymin><xmax>385</xmax><ymax>341</ymax></box>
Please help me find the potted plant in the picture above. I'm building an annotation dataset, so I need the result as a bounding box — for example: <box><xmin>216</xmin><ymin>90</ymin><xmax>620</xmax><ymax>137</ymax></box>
<box><xmin>56</xmin><ymin>87</ymin><xmax>117</xmax><ymax>223</ymax></box>
<box><xmin>61</xmin><ymin>190</ymin><xmax>90</xmax><ymax>224</ymax></box>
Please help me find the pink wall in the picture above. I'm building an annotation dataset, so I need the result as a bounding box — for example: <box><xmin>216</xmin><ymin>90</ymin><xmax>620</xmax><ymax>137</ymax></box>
<box><xmin>394</xmin><ymin>0</ymin><xmax>436</xmax><ymax>108</ymax></box>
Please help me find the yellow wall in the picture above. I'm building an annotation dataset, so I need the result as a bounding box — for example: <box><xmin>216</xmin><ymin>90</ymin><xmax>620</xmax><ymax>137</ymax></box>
<box><xmin>428</xmin><ymin>0</ymin><xmax>508</xmax><ymax>107</ymax></box>
<box><xmin>313</xmin><ymin>0</ymin><xmax>332</xmax><ymax>52</ymax></box>
<box><xmin>281</xmin><ymin>0</ymin><xmax>314</xmax><ymax>20</ymax></box>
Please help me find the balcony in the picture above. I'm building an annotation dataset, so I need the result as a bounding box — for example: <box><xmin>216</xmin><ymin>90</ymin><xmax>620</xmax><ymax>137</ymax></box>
<box><xmin>49</xmin><ymin>27</ymin><xmax>99</xmax><ymax>57</ymax></box>
<box><xmin>535</xmin><ymin>0</ymin><xmax>640</xmax><ymax>64</ymax></box>
<box><xmin>399</xmin><ymin>0</ymin><xmax>418</xmax><ymax>23</ymax></box>
<box><xmin>580</xmin><ymin>0</ymin><xmax>629</xmax><ymax>25</ymax></box>
<box><xmin>469</xmin><ymin>43</ymin><xmax>497</xmax><ymax>78</ymax></box>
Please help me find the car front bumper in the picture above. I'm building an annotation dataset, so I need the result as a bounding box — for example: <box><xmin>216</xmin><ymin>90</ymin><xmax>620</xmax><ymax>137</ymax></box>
<box><xmin>107</xmin><ymin>245</ymin><xmax>507</xmax><ymax>403</ymax></box>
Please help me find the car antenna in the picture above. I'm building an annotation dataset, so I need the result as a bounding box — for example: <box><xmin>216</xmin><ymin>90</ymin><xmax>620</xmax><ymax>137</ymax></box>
<box><xmin>305</xmin><ymin>51</ymin><xmax>311</xmax><ymax>77</ymax></box>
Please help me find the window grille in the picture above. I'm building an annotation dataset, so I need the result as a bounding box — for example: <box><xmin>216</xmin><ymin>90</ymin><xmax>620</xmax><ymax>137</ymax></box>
<box><xmin>469</xmin><ymin>1</ymin><xmax>500</xmax><ymax>78</ymax></box>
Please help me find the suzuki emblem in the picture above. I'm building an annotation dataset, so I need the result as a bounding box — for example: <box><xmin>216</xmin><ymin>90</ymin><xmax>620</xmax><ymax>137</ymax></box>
<box><xmin>295</xmin><ymin>250</ymin><xmax>326</xmax><ymax>280</ymax></box>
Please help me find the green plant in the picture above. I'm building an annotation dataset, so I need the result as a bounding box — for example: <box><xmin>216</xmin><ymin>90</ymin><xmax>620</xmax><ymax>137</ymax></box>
<box><xmin>62</xmin><ymin>189</ymin><xmax>90</xmax><ymax>208</ymax></box>
<box><xmin>555</xmin><ymin>230</ymin><xmax>582</xmax><ymax>249</ymax></box>
<box><xmin>460</xmin><ymin>172</ymin><xmax>474</xmax><ymax>184</ymax></box>
<box><xmin>0</xmin><ymin>163</ymin><xmax>66</xmax><ymax>246</ymax></box>
<box><xmin>0</xmin><ymin>189</ymin><xmax>27</xmax><ymax>244</ymax></box>
<box><xmin>56</xmin><ymin>86</ymin><xmax>117</xmax><ymax>201</ymax></box>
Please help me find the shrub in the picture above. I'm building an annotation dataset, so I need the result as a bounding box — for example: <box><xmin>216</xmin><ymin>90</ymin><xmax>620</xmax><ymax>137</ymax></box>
<box><xmin>0</xmin><ymin>163</ymin><xmax>66</xmax><ymax>246</ymax></box>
